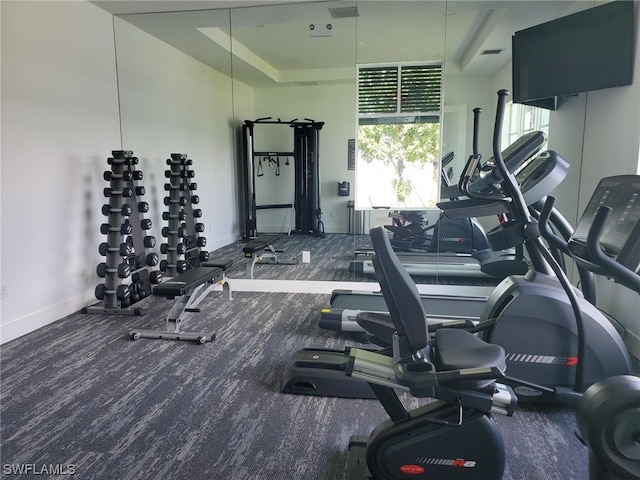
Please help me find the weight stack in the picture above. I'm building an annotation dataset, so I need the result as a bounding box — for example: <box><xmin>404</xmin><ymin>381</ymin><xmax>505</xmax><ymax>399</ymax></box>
<box><xmin>83</xmin><ymin>150</ymin><xmax>162</xmax><ymax>316</ymax></box>
<box><xmin>159</xmin><ymin>153</ymin><xmax>208</xmax><ymax>278</ymax></box>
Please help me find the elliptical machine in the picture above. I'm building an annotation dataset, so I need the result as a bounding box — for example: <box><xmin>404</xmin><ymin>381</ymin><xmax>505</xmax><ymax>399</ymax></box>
<box><xmin>443</xmin><ymin>91</ymin><xmax>633</xmax><ymax>406</ymax></box>
<box><xmin>568</xmin><ymin>193</ymin><xmax>640</xmax><ymax>480</ymax></box>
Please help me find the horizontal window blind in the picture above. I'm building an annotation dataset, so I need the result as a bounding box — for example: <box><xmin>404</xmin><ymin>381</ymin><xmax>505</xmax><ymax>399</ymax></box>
<box><xmin>359</xmin><ymin>64</ymin><xmax>442</xmax><ymax>117</ymax></box>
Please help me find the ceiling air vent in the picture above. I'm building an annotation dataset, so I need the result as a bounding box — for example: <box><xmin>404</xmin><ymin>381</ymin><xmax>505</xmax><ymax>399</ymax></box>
<box><xmin>329</xmin><ymin>6</ymin><xmax>360</xmax><ymax>18</ymax></box>
<box><xmin>481</xmin><ymin>49</ymin><xmax>504</xmax><ymax>55</ymax></box>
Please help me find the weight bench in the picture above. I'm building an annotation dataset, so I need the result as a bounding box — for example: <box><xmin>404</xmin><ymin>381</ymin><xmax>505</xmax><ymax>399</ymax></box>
<box><xmin>130</xmin><ymin>260</ymin><xmax>232</xmax><ymax>344</ymax></box>
<box><xmin>243</xmin><ymin>234</ymin><xmax>298</xmax><ymax>279</ymax></box>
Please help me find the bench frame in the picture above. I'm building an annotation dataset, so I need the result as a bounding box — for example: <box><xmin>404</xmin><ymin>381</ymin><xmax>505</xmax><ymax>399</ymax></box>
<box><xmin>243</xmin><ymin>234</ymin><xmax>298</xmax><ymax>279</ymax></box>
<box><xmin>130</xmin><ymin>262</ymin><xmax>232</xmax><ymax>344</ymax></box>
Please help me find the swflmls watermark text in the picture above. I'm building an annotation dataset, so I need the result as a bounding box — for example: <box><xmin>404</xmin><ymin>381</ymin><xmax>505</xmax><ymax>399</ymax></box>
<box><xmin>2</xmin><ymin>464</ymin><xmax>76</xmax><ymax>475</ymax></box>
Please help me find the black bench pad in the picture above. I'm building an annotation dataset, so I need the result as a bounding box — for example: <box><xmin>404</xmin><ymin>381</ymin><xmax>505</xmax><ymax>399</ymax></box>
<box><xmin>243</xmin><ymin>234</ymin><xmax>281</xmax><ymax>254</ymax></box>
<box><xmin>153</xmin><ymin>266</ymin><xmax>223</xmax><ymax>298</ymax></box>
<box><xmin>203</xmin><ymin>258</ymin><xmax>233</xmax><ymax>271</ymax></box>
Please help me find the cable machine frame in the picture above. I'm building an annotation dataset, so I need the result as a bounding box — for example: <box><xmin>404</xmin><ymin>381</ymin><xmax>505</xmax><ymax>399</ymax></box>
<box><xmin>241</xmin><ymin>117</ymin><xmax>325</xmax><ymax>239</ymax></box>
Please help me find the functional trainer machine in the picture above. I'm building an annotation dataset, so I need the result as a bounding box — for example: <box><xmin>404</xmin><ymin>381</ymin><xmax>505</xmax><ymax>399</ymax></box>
<box><xmin>241</xmin><ymin>117</ymin><xmax>325</xmax><ymax>238</ymax></box>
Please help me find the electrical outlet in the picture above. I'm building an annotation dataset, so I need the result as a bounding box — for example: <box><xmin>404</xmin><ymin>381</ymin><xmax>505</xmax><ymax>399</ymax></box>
<box><xmin>1</xmin><ymin>285</ymin><xmax>7</xmax><ymax>300</ymax></box>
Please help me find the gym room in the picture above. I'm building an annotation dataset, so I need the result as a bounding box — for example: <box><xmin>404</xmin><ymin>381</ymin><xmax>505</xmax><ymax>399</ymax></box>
<box><xmin>1</xmin><ymin>0</ymin><xmax>639</xmax><ymax>479</ymax></box>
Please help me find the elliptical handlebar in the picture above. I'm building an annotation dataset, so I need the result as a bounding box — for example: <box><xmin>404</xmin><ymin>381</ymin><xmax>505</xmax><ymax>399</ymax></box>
<box><xmin>472</xmin><ymin>107</ymin><xmax>481</xmax><ymax>156</ymax></box>
<box><xmin>458</xmin><ymin>108</ymin><xmax>483</xmax><ymax>198</ymax></box>
<box><xmin>492</xmin><ymin>90</ymin><xmax>587</xmax><ymax>392</ymax></box>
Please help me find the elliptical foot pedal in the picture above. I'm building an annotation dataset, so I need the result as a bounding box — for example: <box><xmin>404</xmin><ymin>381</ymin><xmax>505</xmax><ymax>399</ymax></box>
<box><xmin>347</xmin><ymin>436</ymin><xmax>370</xmax><ymax>479</ymax></box>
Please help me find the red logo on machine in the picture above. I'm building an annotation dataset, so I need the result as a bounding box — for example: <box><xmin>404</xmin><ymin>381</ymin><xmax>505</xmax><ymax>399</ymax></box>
<box><xmin>400</xmin><ymin>465</ymin><xmax>425</xmax><ymax>474</ymax></box>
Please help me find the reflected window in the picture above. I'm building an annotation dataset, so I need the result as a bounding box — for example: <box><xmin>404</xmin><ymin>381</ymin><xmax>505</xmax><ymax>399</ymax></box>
<box><xmin>503</xmin><ymin>102</ymin><xmax>550</xmax><ymax>148</ymax></box>
<box><xmin>356</xmin><ymin>63</ymin><xmax>442</xmax><ymax>209</ymax></box>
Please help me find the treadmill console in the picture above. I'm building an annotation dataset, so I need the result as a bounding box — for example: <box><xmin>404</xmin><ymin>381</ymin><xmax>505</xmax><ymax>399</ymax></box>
<box><xmin>568</xmin><ymin>175</ymin><xmax>640</xmax><ymax>274</ymax></box>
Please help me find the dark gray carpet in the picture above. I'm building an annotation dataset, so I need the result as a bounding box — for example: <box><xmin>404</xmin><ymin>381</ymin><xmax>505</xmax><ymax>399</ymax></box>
<box><xmin>1</xmin><ymin>234</ymin><xmax>594</xmax><ymax>479</ymax></box>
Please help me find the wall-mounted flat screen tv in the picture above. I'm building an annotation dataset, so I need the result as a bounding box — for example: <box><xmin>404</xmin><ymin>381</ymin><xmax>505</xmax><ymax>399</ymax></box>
<box><xmin>512</xmin><ymin>0</ymin><xmax>635</xmax><ymax>110</ymax></box>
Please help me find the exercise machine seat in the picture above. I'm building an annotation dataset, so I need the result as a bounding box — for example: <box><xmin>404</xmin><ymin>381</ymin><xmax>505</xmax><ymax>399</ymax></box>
<box><xmin>369</xmin><ymin>227</ymin><xmax>429</xmax><ymax>353</ymax></box>
<box><xmin>433</xmin><ymin>328</ymin><xmax>506</xmax><ymax>372</ymax></box>
<box><xmin>369</xmin><ymin>225</ymin><xmax>506</xmax><ymax>383</ymax></box>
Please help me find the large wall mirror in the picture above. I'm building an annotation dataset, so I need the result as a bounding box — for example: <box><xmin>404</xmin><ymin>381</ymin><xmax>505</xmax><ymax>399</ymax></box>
<box><xmin>111</xmin><ymin>0</ymin><xmax>589</xmax><ymax>283</ymax></box>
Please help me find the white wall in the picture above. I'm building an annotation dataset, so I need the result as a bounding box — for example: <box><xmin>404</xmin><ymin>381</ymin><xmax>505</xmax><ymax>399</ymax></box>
<box><xmin>1</xmin><ymin>1</ymin><xmax>121</xmax><ymax>342</ymax></box>
<box><xmin>0</xmin><ymin>2</ymin><xmax>241</xmax><ymax>344</ymax></box>
<box><xmin>576</xmin><ymin>0</ymin><xmax>640</xmax><ymax>357</ymax></box>
<box><xmin>114</xmin><ymin>18</ymin><xmax>239</xmax><ymax>250</ymax></box>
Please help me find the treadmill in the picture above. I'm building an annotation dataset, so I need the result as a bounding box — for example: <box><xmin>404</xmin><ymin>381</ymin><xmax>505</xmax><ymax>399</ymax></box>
<box><xmin>349</xmin><ymin>130</ymin><xmax>547</xmax><ymax>280</ymax></box>
<box><xmin>321</xmin><ymin>148</ymin><xmax>570</xmax><ymax>336</ymax></box>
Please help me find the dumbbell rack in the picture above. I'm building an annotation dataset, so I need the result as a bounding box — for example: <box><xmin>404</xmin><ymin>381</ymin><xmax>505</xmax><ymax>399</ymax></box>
<box><xmin>159</xmin><ymin>153</ymin><xmax>209</xmax><ymax>278</ymax></box>
<box><xmin>83</xmin><ymin>150</ymin><xmax>162</xmax><ymax>316</ymax></box>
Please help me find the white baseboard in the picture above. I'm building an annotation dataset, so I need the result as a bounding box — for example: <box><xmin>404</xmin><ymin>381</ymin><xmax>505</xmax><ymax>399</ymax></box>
<box><xmin>1</xmin><ymin>290</ymin><xmax>97</xmax><ymax>345</ymax></box>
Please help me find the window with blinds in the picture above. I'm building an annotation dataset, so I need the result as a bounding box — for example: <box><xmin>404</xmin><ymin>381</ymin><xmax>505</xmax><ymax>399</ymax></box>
<box><xmin>358</xmin><ymin>63</ymin><xmax>442</xmax><ymax>122</ymax></box>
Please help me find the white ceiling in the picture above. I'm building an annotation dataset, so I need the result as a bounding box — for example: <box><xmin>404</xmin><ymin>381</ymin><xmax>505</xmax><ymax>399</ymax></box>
<box><xmin>92</xmin><ymin>0</ymin><xmax>578</xmax><ymax>87</ymax></box>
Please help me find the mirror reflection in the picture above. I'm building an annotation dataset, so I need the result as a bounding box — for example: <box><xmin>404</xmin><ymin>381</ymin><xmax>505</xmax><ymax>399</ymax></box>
<box><xmin>113</xmin><ymin>0</ymin><xmax>589</xmax><ymax>284</ymax></box>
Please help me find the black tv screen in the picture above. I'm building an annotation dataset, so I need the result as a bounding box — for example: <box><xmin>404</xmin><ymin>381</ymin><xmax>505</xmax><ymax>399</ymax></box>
<box><xmin>513</xmin><ymin>1</ymin><xmax>635</xmax><ymax>110</ymax></box>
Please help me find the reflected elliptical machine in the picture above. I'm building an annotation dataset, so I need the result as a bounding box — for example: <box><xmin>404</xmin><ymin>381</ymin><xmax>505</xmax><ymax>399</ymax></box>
<box><xmin>338</xmin><ymin>90</ymin><xmax>639</xmax><ymax>480</ymax></box>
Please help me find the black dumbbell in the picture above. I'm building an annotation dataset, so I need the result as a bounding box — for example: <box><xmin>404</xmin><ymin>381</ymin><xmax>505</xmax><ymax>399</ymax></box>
<box><xmin>160</xmin><ymin>243</ymin><xmax>186</xmax><ymax>254</ymax></box>
<box><xmin>146</xmin><ymin>253</ymin><xmax>159</xmax><ymax>267</ymax></box>
<box><xmin>159</xmin><ymin>260</ymin><xmax>168</xmax><ymax>272</ymax></box>
<box><xmin>106</xmin><ymin>157</ymin><xmax>126</xmax><ymax>165</ymax></box>
<box><xmin>180</xmin><ymin>170</ymin><xmax>196</xmax><ymax>179</ymax></box>
<box><xmin>98</xmin><ymin>242</ymin><xmax>132</xmax><ymax>257</ymax></box>
<box><xmin>103</xmin><ymin>187</ymin><xmax>133</xmax><ymax>198</ymax></box>
<box><xmin>144</xmin><ymin>236</ymin><xmax>156</xmax><ymax>248</ymax></box>
<box><xmin>164</xmin><ymin>170</ymin><xmax>179</xmax><ymax>178</ymax></box>
<box><xmin>197</xmin><ymin>237</ymin><xmax>207</xmax><ymax>248</ymax></box>
<box><xmin>134</xmin><ymin>186</ymin><xmax>145</xmax><ymax>196</ymax></box>
<box><xmin>96</xmin><ymin>262</ymin><xmax>131</xmax><ymax>278</ymax></box>
<box><xmin>162</xmin><ymin>211</ymin><xmax>186</xmax><ymax>221</ymax></box>
<box><xmin>195</xmin><ymin>223</ymin><xmax>205</xmax><ymax>233</ymax></box>
<box><xmin>176</xmin><ymin>260</ymin><xmax>188</xmax><ymax>273</ymax></box>
<box><xmin>140</xmin><ymin>219</ymin><xmax>152</xmax><ymax>230</ymax></box>
<box><xmin>193</xmin><ymin>209</ymin><xmax>203</xmax><ymax>218</ymax></box>
<box><xmin>103</xmin><ymin>171</ymin><xmax>133</xmax><ymax>182</ymax></box>
<box><xmin>191</xmin><ymin>195</ymin><xmax>200</xmax><ymax>204</ymax></box>
<box><xmin>161</xmin><ymin>225</ymin><xmax>187</xmax><ymax>238</ymax></box>
<box><xmin>137</xmin><ymin>201</ymin><xmax>149</xmax><ymax>213</ymax></box>
<box><xmin>163</xmin><ymin>196</ymin><xmax>188</xmax><ymax>206</ymax></box>
<box><xmin>95</xmin><ymin>283</ymin><xmax>130</xmax><ymax>301</ymax></box>
<box><xmin>101</xmin><ymin>204</ymin><xmax>133</xmax><ymax>217</ymax></box>
<box><xmin>131</xmin><ymin>170</ymin><xmax>143</xmax><ymax>181</ymax></box>
<box><xmin>164</xmin><ymin>183</ymin><xmax>179</xmax><ymax>191</ymax></box>
<box><xmin>100</xmin><ymin>223</ymin><xmax>132</xmax><ymax>235</ymax></box>
<box><xmin>199</xmin><ymin>251</ymin><xmax>210</xmax><ymax>262</ymax></box>
<box><xmin>150</xmin><ymin>270</ymin><xmax>163</xmax><ymax>284</ymax></box>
